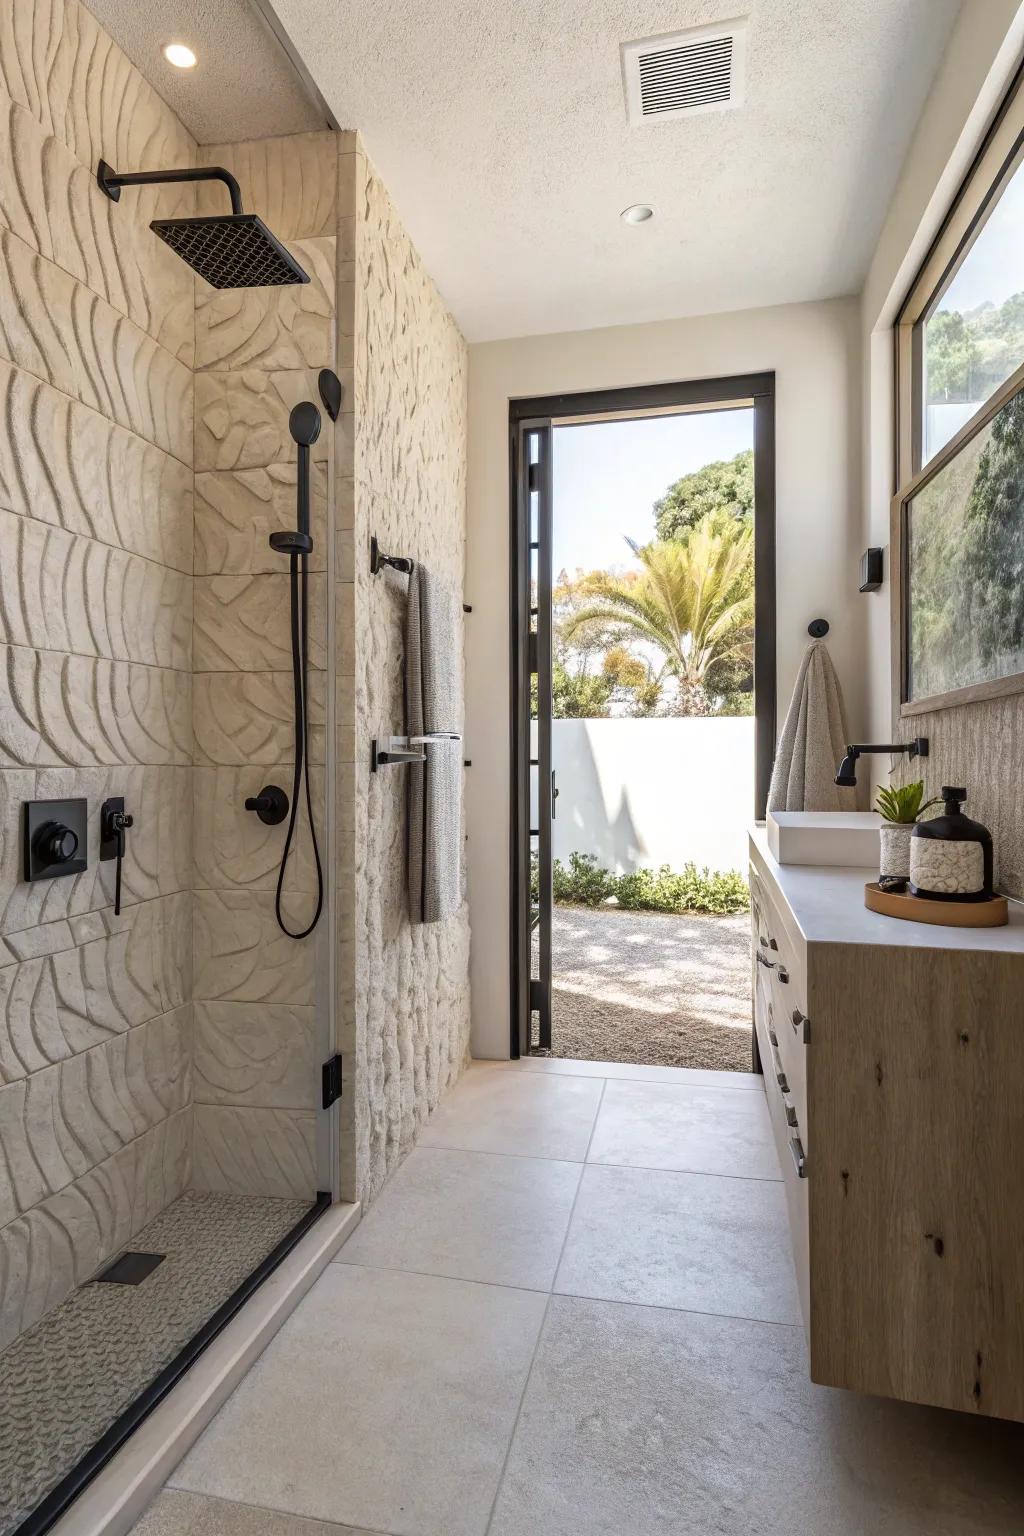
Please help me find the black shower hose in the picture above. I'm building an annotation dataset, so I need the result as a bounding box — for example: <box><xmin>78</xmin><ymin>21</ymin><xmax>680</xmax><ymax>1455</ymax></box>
<box><xmin>275</xmin><ymin>548</ymin><xmax>324</xmax><ymax>939</ymax></box>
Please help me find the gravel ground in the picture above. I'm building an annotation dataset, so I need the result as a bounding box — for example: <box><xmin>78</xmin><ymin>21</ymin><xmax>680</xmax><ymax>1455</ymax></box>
<box><xmin>535</xmin><ymin>905</ymin><xmax>753</xmax><ymax>1073</ymax></box>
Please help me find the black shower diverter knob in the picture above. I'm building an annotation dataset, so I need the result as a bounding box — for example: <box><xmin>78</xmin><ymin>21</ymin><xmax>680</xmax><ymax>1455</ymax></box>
<box><xmin>35</xmin><ymin>821</ymin><xmax>79</xmax><ymax>866</ymax></box>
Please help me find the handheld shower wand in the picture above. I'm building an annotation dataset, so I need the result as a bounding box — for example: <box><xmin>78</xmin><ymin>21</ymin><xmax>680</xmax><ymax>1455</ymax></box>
<box><xmin>267</xmin><ymin>371</ymin><xmax>341</xmax><ymax>939</ymax></box>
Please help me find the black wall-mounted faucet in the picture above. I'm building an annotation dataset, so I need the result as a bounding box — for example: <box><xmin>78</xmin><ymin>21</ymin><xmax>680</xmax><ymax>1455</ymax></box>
<box><xmin>834</xmin><ymin>738</ymin><xmax>928</xmax><ymax>787</ymax></box>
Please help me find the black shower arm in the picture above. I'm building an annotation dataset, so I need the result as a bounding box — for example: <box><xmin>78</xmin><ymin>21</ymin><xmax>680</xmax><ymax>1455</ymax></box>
<box><xmin>97</xmin><ymin>160</ymin><xmax>244</xmax><ymax>216</ymax></box>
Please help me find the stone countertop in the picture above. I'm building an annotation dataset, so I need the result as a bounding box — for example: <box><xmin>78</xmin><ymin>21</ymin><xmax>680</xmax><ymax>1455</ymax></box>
<box><xmin>749</xmin><ymin>825</ymin><xmax>1024</xmax><ymax>954</ymax></box>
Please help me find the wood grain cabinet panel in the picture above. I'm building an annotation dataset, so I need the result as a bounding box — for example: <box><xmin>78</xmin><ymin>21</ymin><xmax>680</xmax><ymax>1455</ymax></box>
<box><xmin>750</xmin><ymin>832</ymin><xmax>1024</xmax><ymax>1422</ymax></box>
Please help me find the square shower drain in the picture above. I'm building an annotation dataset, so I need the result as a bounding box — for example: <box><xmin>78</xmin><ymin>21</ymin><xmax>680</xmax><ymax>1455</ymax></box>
<box><xmin>95</xmin><ymin>1251</ymin><xmax>166</xmax><ymax>1285</ymax></box>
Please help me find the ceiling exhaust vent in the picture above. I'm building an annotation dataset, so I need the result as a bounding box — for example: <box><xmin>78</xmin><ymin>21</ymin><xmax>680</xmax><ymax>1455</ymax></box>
<box><xmin>622</xmin><ymin>20</ymin><xmax>747</xmax><ymax>125</ymax></box>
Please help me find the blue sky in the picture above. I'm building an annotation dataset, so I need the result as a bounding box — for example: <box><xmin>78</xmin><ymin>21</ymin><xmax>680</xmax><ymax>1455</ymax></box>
<box><xmin>937</xmin><ymin>160</ymin><xmax>1024</xmax><ymax>316</ymax></box>
<box><xmin>552</xmin><ymin>408</ymin><xmax>754</xmax><ymax>577</ymax></box>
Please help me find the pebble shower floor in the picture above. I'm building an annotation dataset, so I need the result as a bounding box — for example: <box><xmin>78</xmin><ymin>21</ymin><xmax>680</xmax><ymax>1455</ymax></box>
<box><xmin>0</xmin><ymin>1191</ymin><xmax>312</xmax><ymax>1536</ymax></box>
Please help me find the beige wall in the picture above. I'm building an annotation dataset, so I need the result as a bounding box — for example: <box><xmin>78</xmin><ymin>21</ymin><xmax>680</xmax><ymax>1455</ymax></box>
<box><xmin>0</xmin><ymin>0</ymin><xmax>196</xmax><ymax>1346</ymax></box>
<box><xmin>339</xmin><ymin>145</ymin><xmax>471</xmax><ymax>1204</ymax></box>
<box><xmin>861</xmin><ymin>1</ymin><xmax>1024</xmax><ymax>898</ymax></box>
<box><xmin>190</xmin><ymin>131</ymin><xmax>343</xmax><ymax>1198</ymax></box>
<box><xmin>466</xmin><ymin>298</ymin><xmax>863</xmax><ymax>1058</ymax></box>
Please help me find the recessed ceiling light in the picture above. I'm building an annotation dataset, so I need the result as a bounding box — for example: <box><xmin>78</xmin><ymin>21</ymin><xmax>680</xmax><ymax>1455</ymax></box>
<box><xmin>163</xmin><ymin>42</ymin><xmax>197</xmax><ymax>69</ymax></box>
<box><xmin>621</xmin><ymin>204</ymin><xmax>654</xmax><ymax>225</ymax></box>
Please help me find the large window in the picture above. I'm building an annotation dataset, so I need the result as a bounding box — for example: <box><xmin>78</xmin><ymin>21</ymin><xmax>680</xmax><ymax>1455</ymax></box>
<box><xmin>921</xmin><ymin>156</ymin><xmax>1024</xmax><ymax>463</ymax></box>
<box><xmin>894</xmin><ymin>71</ymin><xmax>1024</xmax><ymax>714</ymax></box>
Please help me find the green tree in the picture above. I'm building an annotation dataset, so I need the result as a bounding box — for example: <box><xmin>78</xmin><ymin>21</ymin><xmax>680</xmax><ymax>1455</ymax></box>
<box><xmin>562</xmin><ymin>515</ymin><xmax>754</xmax><ymax>716</ymax></box>
<box><xmin>960</xmin><ymin>388</ymin><xmax>1024</xmax><ymax>669</ymax></box>
<box><xmin>550</xmin><ymin>661</ymin><xmax>614</xmax><ymax>718</ymax></box>
<box><xmin>925</xmin><ymin>310</ymin><xmax>982</xmax><ymax>402</ymax></box>
<box><xmin>602</xmin><ymin>645</ymin><xmax>663</xmax><ymax>716</ymax></box>
<box><xmin>925</xmin><ymin>292</ymin><xmax>1024</xmax><ymax>406</ymax></box>
<box><xmin>654</xmin><ymin>448</ymin><xmax>754</xmax><ymax>541</ymax></box>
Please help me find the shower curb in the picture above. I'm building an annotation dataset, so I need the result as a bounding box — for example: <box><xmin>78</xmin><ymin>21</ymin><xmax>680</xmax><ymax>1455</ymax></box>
<box><xmin>44</xmin><ymin>1200</ymin><xmax>361</xmax><ymax>1536</ymax></box>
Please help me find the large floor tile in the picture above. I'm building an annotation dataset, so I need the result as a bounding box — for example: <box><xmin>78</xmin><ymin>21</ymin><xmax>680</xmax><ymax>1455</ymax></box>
<box><xmin>587</xmin><ymin>1078</ymin><xmax>779</xmax><ymax>1178</ymax></box>
<box><xmin>501</xmin><ymin>1057</ymin><xmax>763</xmax><ymax>1089</ymax></box>
<box><xmin>169</xmin><ymin>1265</ymin><xmax>547</xmax><ymax>1536</ymax></box>
<box><xmin>132</xmin><ymin>1490</ymin><xmax>372</xmax><ymax>1536</ymax></box>
<box><xmin>554</xmin><ymin>1164</ymin><xmax>800</xmax><ymax>1322</ymax></box>
<box><xmin>419</xmin><ymin>1064</ymin><xmax>603</xmax><ymax>1161</ymax></box>
<box><xmin>336</xmin><ymin>1146</ymin><xmax>581</xmax><ymax>1290</ymax></box>
<box><xmin>489</xmin><ymin>1296</ymin><xmax>1024</xmax><ymax>1536</ymax></box>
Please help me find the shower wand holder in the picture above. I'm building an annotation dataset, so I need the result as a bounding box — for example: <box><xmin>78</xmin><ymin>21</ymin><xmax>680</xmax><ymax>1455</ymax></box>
<box><xmin>269</xmin><ymin>529</ymin><xmax>314</xmax><ymax>555</ymax></box>
<box><xmin>100</xmin><ymin>797</ymin><xmax>134</xmax><ymax>917</ymax></box>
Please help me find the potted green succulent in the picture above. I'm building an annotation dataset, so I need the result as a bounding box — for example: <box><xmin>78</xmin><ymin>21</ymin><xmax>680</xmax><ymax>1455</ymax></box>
<box><xmin>876</xmin><ymin>782</ymin><xmax>940</xmax><ymax>880</ymax></box>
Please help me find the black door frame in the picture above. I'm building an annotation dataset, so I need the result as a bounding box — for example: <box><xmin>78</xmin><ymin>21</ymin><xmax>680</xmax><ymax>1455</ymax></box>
<box><xmin>508</xmin><ymin>372</ymin><xmax>777</xmax><ymax>1059</ymax></box>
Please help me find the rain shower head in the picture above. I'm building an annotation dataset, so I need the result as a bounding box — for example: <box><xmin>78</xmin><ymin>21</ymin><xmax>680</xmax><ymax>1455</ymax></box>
<box><xmin>97</xmin><ymin>160</ymin><xmax>309</xmax><ymax>289</ymax></box>
<box><xmin>152</xmin><ymin>213</ymin><xmax>307</xmax><ymax>289</ymax></box>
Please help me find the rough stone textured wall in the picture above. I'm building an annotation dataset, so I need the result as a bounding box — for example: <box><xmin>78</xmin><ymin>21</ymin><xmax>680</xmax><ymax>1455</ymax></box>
<box><xmin>190</xmin><ymin>132</ymin><xmax>343</xmax><ymax>1199</ymax></box>
<box><xmin>338</xmin><ymin>147</ymin><xmax>470</xmax><ymax>1205</ymax></box>
<box><xmin>0</xmin><ymin>0</ymin><xmax>196</xmax><ymax>1348</ymax></box>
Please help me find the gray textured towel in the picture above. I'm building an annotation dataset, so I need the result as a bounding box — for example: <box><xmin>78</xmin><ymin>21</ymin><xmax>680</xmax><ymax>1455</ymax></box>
<box><xmin>406</xmin><ymin>563</ymin><xmax>462</xmax><ymax>923</ymax></box>
<box><xmin>767</xmin><ymin>640</ymin><xmax>857</xmax><ymax>812</ymax></box>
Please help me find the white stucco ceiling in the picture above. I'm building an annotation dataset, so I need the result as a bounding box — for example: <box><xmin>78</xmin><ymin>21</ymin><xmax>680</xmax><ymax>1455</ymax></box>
<box><xmin>85</xmin><ymin>0</ymin><xmax>328</xmax><ymax>144</ymax></box>
<box><xmin>265</xmin><ymin>0</ymin><xmax>960</xmax><ymax>341</ymax></box>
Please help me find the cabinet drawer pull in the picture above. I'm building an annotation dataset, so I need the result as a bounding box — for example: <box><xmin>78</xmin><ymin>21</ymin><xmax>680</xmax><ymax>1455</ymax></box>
<box><xmin>768</xmin><ymin>1022</ymin><xmax>779</xmax><ymax>1047</ymax></box>
<box><xmin>776</xmin><ymin>1067</ymin><xmax>789</xmax><ymax>1094</ymax></box>
<box><xmin>789</xmin><ymin>1136</ymin><xmax>807</xmax><ymax>1178</ymax></box>
<box><xmin>758</xmin><ymin>935</ymin><xmax>779</xmax><ymax>952</ymax></box>
<box><xmin>791</xmin><ymin>1008</ymin><xmax>810</xmax><ymax>1042</ymax></box>
<box><xmin>757</xmin><ymin>953</ymin><xmax>787</xmax><ymax>980</ymax></box>
<box><xmin>782</xmin><ymin>1095</ymin><xmax>798</xmax><ymax>1128</ymax></box>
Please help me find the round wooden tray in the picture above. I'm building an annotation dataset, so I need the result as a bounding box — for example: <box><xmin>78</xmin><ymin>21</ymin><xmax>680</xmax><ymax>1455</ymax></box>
<box><xmin>864</xmin><ymin>882</ymin><xmax>1008</xmax><ymax>928</ymax></box>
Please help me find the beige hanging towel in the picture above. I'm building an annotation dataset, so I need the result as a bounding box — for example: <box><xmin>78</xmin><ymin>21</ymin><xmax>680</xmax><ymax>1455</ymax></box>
<box><xmin>767</xmin><ymin>640</ymin><xmax>857</xmax><ymax>812</ymax></box>
<box><xmin>406</xmin><ymin>562</ymin><xmax>462</xmax><ymax>924</ymax></box>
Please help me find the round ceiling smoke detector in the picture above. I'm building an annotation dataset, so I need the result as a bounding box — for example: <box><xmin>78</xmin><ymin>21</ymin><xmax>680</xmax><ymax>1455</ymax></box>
<box><xmin>163</xmin><ymin>42</ymin><xmax>197</xmax><ymax>69</ymax></box>
<box><xmin>621</xmin><ymin>204</ymin><xmax>654</xmax><ymax>225</ymax></box>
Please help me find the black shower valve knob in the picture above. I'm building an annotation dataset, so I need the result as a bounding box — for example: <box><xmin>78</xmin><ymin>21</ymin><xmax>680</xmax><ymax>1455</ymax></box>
<box><xmin>36</xmin><ymin>821</ymin><xmax>79</xmax><ymax>866</ymax></box>
<box><xmin>244</xmin><ymin>785</ymin><xmax>290</xmax><ymax>826</ymax></box>
<box><xmin>23</xmin><ymin>798</ymin><xmax>89</xmax><ymax>882</ymax></box>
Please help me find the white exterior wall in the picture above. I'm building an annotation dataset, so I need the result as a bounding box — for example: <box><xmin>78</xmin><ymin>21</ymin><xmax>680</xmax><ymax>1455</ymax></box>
<box><xmin>552</xmin><ymin>719</ymin><xmax>754</xmax><ymax>877</ymax></box>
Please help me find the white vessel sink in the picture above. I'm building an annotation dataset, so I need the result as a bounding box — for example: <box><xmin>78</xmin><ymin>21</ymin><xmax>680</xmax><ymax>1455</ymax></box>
<box><xmin>767</xmin><ymin>811</ymin><xmax>881</xmax><ymax>867</ymax></box>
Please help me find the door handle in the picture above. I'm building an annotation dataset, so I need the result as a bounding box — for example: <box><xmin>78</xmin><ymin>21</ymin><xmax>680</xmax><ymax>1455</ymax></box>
<box><xmin>551</xmin><ymin>769</ymin><xmax>559</xmax><ymax>819</ymax></box>
<box><xmin>789</xmin><ymin>1136</ymin><xmax>807</xmax><ymax>1178</ymax></box>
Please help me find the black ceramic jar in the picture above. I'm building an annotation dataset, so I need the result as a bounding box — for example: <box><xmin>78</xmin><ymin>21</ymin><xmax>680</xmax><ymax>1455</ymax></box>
<box><xmin>909</xmin><ymin>787</ymin><xmax>993</xmax><ymax>902</ymax></box>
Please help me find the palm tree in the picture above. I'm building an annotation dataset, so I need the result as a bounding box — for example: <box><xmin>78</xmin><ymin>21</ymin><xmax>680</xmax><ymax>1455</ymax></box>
<box><xmin>563</xmin><ymin>513</ymin><xmax>754</xmax><ymax>716</ymax></box>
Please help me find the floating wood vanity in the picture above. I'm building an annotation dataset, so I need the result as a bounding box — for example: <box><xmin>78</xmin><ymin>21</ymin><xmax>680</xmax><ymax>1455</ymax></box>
<box><xmin>749</xmin><ymin>827</ymin><xmax>1024</xmax><ymax>1423</ymax></box>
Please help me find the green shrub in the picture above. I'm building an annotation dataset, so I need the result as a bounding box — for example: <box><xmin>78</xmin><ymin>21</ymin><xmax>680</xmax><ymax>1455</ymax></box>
<box><xmin>552</xmin><ymin>852</ymin><xmax>617</xmax><ymax>907</ymax></box>
<box><xmin>614</xmin><ymin>862</ymin><xmax>749</xmax><ymax>915</ymax></box>
<box><xmin>542</xmin><ymin>851</ymin><xmax>749</xmax><ymax>915</ymax></box>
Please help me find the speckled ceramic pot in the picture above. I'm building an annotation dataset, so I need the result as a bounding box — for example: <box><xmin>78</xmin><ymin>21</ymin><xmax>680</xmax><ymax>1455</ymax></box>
<box><xmin>879</xmin><ymin>823</ymin><xmax>913</xmax><ymax>880</ymax></box>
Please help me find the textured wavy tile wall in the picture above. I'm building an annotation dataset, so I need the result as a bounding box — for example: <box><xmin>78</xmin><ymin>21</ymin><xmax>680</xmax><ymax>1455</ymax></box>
<box><xmin>0</xmin><ymin>0</ymin><xmax>197</xmax><ymax>1348</ymax></box>
<box><xmin>189</xmin><ymin>132</ymin><xmax>345</xmax><ymax>1200</ymax></box>
<box><xmin>341</xmin><ymin>148</ymin><xmax>471</xmax><ymax>1205</ymax></box>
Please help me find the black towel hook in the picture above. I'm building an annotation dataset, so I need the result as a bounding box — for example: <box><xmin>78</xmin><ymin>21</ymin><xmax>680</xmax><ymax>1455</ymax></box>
<box><xmin>370</xmin><ymin>534</ymin><xmax>413</xmax><ymax>576</ymax></box>
<box><xmin>808</xmin><ymin>618</ymin><xmax>829</xmax><ymax>638</ymax></box>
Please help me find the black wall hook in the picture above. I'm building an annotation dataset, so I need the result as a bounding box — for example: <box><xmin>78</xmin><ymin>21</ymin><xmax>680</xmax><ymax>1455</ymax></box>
<box><xmin>370</xmin><ymin>535</ymin><xmax>413</xmax><ymax>575</ymax></box>
<box><xmin>808</xmin><ymin>618</ymin><xmax>829</xmax><ymax>638</ymax></box>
